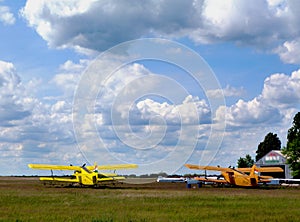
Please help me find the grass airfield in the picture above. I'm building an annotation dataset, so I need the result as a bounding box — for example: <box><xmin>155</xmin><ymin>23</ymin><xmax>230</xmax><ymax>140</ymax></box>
<box><xmin>0</xmin><ymin>177</ymin><xmax>299</xmax><ymax>222</ymax></box>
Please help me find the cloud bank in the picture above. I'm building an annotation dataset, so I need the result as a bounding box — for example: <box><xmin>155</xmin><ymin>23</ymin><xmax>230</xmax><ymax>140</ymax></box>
<box><xmin>21</xmin><ymin>0</ymin><xmax>300</xmax><ymax>63</ymax></box>
<box><xmin>1</xmin><ymin>54</ymin><xmax>299</xmax><ymax>174</ymax></box>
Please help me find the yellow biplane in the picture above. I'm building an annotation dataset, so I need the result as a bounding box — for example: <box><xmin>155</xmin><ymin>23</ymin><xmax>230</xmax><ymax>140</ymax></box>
<box><xmin>28</xmin><ymin>163</ymin><xmax>138</xmax><ymax>187</ymax></box>
<box><xmin>185</xmin><ymin>164</ymin><xmax>284</xmax><ymax>187</ymax></box>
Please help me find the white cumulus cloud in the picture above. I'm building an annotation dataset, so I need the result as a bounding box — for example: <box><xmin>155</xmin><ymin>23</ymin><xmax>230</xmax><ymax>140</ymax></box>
<box><xmin>207</xmin><ymin>85</ymin><xmax>245</xmax><ymax>98</ymax></box>
<box><xmin>136</xmin><ymin>95</ymin><xmax>210</xmax><ymax>125</ymax></box>
<box><xmin>0</xmin><ymin>61</ymin><xmax>31</xmax><ymax>126</ymax></box>
<box><xmin>0</xmin><ymin>60</ymin><xmax>81</xmax><ymax>173</ymax></box>
<box><xmin>0</xmin><ymin>5</ymin><xmax>15</xmax><ymax>25</ymax></box>
<box><xmin>217</xmin><ymin>69</ymin><xmax>300</xmax><ymax>128</ymax></box>
<box><xmin>275</xmin><ymin>39</ymin><xmax>300</xmax><ymax>64</ymax></box>
<box><xmin>262</xmin><ymin>69</ymin><xmax>300</xmax><ymax>106</ymax></box>
<box><xmin>223</xmin><ymin>97</ymin><xmax>282</xmax><ymax>127</ymax></box>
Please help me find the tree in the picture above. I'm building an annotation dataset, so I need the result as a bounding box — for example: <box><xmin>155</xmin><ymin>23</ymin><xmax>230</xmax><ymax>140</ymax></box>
<box><xmin>255</xmin><ymin>132</ymin><xmax>281</xmax><ymax>161</ymax></box>
<box><xmin>282</xmin><ymin>112</ymin><xmax>300</xmax><ymax>178</ymax></box>
<box><xmin>237</xmin><ymin>154</ymin><xmax>254</xmax><ymax>168</ymax></box>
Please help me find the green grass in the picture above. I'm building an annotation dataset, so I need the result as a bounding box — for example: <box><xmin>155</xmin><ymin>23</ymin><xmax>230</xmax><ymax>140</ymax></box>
<box><xmin>0</xmin><ymin>178</ymin><xmax>299</xmax><ymax>222</ymax></box>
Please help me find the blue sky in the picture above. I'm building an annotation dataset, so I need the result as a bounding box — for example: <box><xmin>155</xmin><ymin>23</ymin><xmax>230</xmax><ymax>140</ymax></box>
<box><xmin>0</xmin><ymin>0</ymin><xmax>300</xmax><ymax>175</ymax></box>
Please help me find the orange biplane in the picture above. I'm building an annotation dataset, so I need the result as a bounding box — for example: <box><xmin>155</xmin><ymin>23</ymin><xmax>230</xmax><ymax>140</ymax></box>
<box><xmin>185</xmin><ymin>164</ymin><xmax>284</xmax><ymax>187</ymax></box>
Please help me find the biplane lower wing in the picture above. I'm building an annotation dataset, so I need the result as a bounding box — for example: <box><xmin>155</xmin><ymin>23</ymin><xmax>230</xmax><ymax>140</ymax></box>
<box><xmin>194</xmin><ymin>177</ymin><xmax>227</xmax><ymax>184</ymax></box>
<box><xmin>97</xmin><ymin>173</ymin><xmax>126</xmax><ymax>181</ymax></box>
<box><xmin>98</xmin><ymin>176</ymin><xmax>125</xmax><ymax>182</ymax></box>
<box><xmin>258</xmin><ymin>175</ymin><xmax>273</xmax><ymax>183</ymax></box>
<box><xmin>259</xmin><ymin>178</ymin><xmax>272</xmax><ymax>183</ymax></box>
<box><xmin>259</xmin><ymin>175</ymin><xmax>273</xmax><ymax>179</ymax></box>
<box><xmin>39</xmin><ymin>177</ymin><xmax>78</xmax><ymax>183</ymax></box>
<box><xmin>39</xmin><ymin>175</ymin><xmax>125</xmax><ymax>183</ymax></box>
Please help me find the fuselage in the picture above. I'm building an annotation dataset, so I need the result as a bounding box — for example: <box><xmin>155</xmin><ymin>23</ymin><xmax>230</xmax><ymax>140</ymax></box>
<box><xmin>222</xmin><ymin>169</ymin><xmax>258</xmax><ymax>187</ymax></box>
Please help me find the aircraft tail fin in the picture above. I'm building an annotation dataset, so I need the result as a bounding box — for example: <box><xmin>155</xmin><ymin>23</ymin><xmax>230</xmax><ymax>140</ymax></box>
<box><xmin>249</xmin><ymin>165</ymin><xmax>258</xmax><ymax>177</ymax></box>
<box><xmin>249</xmin><ymin>164</ymin><xmax>283</xmax><ymax>178</ymax></box>
<box><xmin>93</xmin><ymin>162</ymin><xmax>98</xmax><ymax>172</ymax></box>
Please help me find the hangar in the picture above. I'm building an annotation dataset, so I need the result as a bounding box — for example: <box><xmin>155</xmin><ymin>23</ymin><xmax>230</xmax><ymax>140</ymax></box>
<box><xmin>255</xmin><ymin>150</ymin><xmax>292</xmax><ymax>179</ymax></box>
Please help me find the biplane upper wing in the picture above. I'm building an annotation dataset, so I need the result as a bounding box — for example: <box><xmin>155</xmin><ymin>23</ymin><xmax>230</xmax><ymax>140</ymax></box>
<box><xmin>236</xmin><ymin>167</ymin><xmax>251</xmax><ymax>172</ymax></box>
<box><xmin>86</xmin><ymin>164</ymin><xmax>138</xmax><ymax>171</ymax></box>
<box><xmin>237</xmin><ymin>166</ymin><xmax>284</xmax><ymax>173</ymax></box>
<box><xmin>28</xmin><ymin>164</ymin><xmax>81</xmax><ymax>171</ymax></box>
<box><xmin>29</xmin><ymin>163</ymin><xmax>138</xmax><ymax>171</ymax></box>
<box><xmin>185</xmin><ymin>164</ymin><xmax>233</xmax><ymax>172</ymax></box>
<box><xmin>255</xmin><ymin>167</ymin><xmax>284</xmax><ymax>173</ymax></box>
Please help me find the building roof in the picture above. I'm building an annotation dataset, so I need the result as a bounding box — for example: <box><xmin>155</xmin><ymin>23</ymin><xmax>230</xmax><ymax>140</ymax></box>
<box><xmin>256</xmin><ymin>150</ymin><xmax>286</xmax><ymax>165</ymax></box>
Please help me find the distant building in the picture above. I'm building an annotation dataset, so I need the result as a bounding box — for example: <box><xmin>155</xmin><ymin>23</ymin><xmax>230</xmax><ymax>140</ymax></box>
<box><xmin>255</xmin><ymin>150</ymin><xmax>292</xmax><ymax>179</ymax></box>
